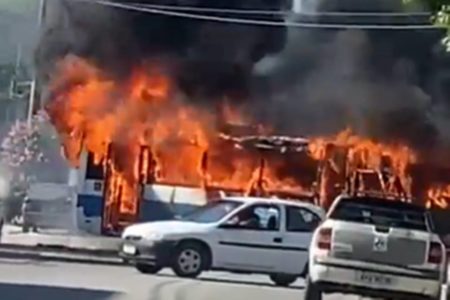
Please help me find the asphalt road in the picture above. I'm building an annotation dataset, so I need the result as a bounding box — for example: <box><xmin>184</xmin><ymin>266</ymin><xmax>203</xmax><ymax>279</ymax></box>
<box><xmin>0</xmin><ymin>258</ymin><xmax>362</xmax><ymax>300</ymax></box>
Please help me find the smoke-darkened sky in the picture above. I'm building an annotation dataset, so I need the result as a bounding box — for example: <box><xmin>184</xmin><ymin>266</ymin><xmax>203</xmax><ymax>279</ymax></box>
<box><xmin>36</xmin><ymin>0</ymin><xmax>287</xmax><ymax>101</ymax></box>
<box><xmin>36</xmin><ymin>0</ymin><xmax>450</xmax><ymax>160</ymax></box>
<box><xmin>0</xmin><ymin>1</ymin><xmax>39</xmax><ymax>65</ymax></box>
<box><xmin>252</xmin><ymin>0</ymin><xmax>450</xmax><ymax>159</ymax></box>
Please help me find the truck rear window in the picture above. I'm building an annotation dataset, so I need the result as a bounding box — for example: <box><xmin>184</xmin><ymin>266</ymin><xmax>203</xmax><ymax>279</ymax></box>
<box><xmin>329</xmin><ymin>197</ymin><xmax>428</xmax><ymax>231</ymax></box>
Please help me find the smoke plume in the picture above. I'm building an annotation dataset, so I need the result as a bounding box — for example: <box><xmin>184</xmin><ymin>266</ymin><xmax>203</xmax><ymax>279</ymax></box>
<box><xmin>36</xmin><ymin>0</ymin><xmax>287</xmax><ymax>101</ymax></box>
<box><xmin>36</xmin><ymin>0</ymin><xmax>450</xmax><ymax>162</ymax></box>
<box><xmin>253</xmin><ymin>0</ymin><xmax>450</xmax><ymax>161</ymax></box>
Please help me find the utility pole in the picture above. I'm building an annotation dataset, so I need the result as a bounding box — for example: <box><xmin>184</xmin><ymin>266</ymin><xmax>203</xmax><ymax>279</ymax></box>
<box><xmin>15</xmin><ymin>44</ymin><xmax>22</xmax><ymax>74</ymax></box>
<box><xmin>27</xmin><ymin>0</ymin><xmax>46</xmax><ymax>127</ymax></box>
<box><xmin>293</xmin><ymin>0</ymin><xmax>302</xmax><ymax>13</ymax></box>
<box><xmin>8</xmin><ymin>45</ymin><xmax>21</xmax><ymax>100</ymax></box>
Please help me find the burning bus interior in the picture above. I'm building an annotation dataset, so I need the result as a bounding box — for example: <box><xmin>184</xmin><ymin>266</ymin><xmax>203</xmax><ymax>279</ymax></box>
<box><xmin>77</xmin><ymin>117</ymin><xmax>450</xmax><ymax>234</ymax></box>
<box><xmin>81</xmin><ymin>124</ymin><xmax>320</xmax><ymax>233</ymax></box>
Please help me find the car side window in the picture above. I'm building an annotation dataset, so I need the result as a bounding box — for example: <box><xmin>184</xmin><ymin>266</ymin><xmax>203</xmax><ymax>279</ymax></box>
<box><xmin>286</xmin><ymin>206</ymin><xmax>320</xmax><ymax>232</ymax></box>
<box><xmin>227</xmin><ymin>204</ymin><xmax>280</xmax><ymax>231</ymax></box>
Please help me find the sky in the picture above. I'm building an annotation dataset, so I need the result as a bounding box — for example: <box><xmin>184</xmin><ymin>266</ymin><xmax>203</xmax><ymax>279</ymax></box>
<box><xmin>0</xmin><ymin>0</ymin><xmax>39</xmax><ymax>65</ymax></box>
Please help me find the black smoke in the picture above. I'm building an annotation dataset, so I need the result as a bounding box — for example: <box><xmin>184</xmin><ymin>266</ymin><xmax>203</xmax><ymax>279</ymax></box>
<box><xmin>252</xmin><ymin>0</ymin><xmax>450</xmax><ymax>161</ymax></box>
<box><xmin>36</xmin><ymin>0</ymin><xmax>450</xmax><ymax>161</ymax></box>
<box><xmin>35</xmin><ymin>0</ymin><xmax>288</xmax><ymax>101</ymax></box>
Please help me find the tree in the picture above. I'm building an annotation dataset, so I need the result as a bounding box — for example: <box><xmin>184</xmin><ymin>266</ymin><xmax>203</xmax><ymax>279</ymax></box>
<box><xmin>0</xmin><ymin>111</ymin><xmax>48</xmax><ymax>220</ymax></box>
<box><xmin>432</xmin><ymin>1</ymin><xmax>450</xmax><ymax>50</ymax></box>
<box><xmin>405</xmin><ymin>1</ymin><xmax>449</xmax><ymax>49</ymax></box>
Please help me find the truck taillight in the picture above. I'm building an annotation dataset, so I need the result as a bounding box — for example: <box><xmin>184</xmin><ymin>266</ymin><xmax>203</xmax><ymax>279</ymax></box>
<box><xmin>317</xmin><ymin>228</ymin><xmax>333</xmax><ymax>250</ymax></box>
<box><xmin>428</xmin><ymin>242</ymin><xmax>443</xmax><ymax>264</ymax></box>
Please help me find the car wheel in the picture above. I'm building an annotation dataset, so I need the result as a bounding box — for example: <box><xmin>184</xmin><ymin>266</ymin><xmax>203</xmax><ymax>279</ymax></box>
<box><xmin>270</xmin><ymin>274</ymin><xmax>297</xmax><ymax>287</ymax></box>
<box><xmin>304</xmin><ymin>278</ymin><xmax>322</xmax><ymax>300</ymax></box>
<box><xmin>171</xmin><ymin>242</ymin><xmax>207</xmax><ymax>278</ymax></box>
<box><xmin>135</xmin><ymin>263</ymin><xmax>163</xmax><ymax>274</ymax></box>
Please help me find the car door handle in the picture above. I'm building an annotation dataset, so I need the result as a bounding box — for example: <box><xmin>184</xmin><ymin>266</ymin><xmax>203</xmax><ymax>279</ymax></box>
<box><xmin>273</xmin><ymin>237</ymin><xmax>283</xmax><ymax>243</ymax></box>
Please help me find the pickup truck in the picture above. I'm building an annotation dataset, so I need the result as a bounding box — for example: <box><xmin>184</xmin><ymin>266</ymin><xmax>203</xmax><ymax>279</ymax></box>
<box><xmin>306</xmin><ymin>195</ymin><xmax>446</xmax><ymax>300</ymax></box>
<box><xmin>120</xmin><ymin>196</ymin><xmax>325</xmax><ymax>286</ymax></box>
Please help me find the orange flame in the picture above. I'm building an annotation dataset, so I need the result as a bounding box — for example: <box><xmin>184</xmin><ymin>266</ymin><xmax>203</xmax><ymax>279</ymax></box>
<box><xmin>309</xmin><ymin>128</ymin><xmax>417</xmax><ymax>198</ymax></box>
<box><xmin>426</xmin><ymin>185</ymin><xmax>450</xmax><ymax>209</ymax></box>
<box><xmin>46</xmin><ymin>56</ymin><xmax>315</xmax><ymax>226</ymax></box>
<box><xmin>47</xmin><ymin>56</ymin><xmax>450</xmax><ymax>222</ymax></box>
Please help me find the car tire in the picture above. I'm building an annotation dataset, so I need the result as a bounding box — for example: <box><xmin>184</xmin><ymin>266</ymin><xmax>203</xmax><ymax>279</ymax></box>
<box><xmin>304</xmin><ymin>278</ymin><xmax>322</xmax><ymax>300</ymax></box>
<box><xmin>135</xmin><ymin>263</ymin><xmax>163</xmax><ymax>275</ymax></box>
<box><xmin>171</xmin><ymin>242</ymin><xmax>207</xmax><ymax>278</ymax></box>
<box><xmin>270</xmin><ymin>274</ymin><xmax>297</xmax><ymax>287</ymax></box>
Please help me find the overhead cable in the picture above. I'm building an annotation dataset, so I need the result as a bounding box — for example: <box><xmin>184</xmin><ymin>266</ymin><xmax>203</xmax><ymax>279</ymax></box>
<box><xmin>130</xmin><ymin>2</ymin><xmax>432</xmax><ymax>17</ymax></box>
<box><xmin>72</xmin><ymin>0</ymin><xmax>441</xmax><ymax>30</ymax></box>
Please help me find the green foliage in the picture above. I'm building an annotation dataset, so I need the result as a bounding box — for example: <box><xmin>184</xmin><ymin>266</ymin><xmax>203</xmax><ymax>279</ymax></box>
<box><xmin>426</xmin><ymin>0</ymin><xmax>450</xmax><ymax>13</ymax></box>
<box><xmin>430</xmin><ymin>1</ymin><xmax>449</xmax><ymax>27</ymax></box>
<box><xmin>433</xmin><ymin>2</ymin><xmax>450</xmax><ymax>50</ymax></box>
<box><xmin>404</xmin><ymin>1</ymin><xmax>449</xmax><ymax>25</ymax></box>
<box><xmin>406</xmin><ymin>0</ymin><xmax>450</xmax><ymax>49</ymax></box>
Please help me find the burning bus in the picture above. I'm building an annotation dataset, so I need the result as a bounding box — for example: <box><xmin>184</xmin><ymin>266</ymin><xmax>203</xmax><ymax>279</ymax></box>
<box><xmin>70</xmin><ymin>131</ymin><xmax>318</xmax><ymax>235</ymax></box>
<box><xmin>44</xmin><ymin>56</ymin><xmax>322</xmax><ymax>235</ymax></box>
<box><xmin>66</xmin><ymin>123</ymin><xmax>450</xmax><ymax>236</ymax></box>
<box><xmin>45</xmin><ymin>56</ymin><xmax>450</xmax><ymax>236</ymax></box>
<box><xmin>35</xmin><ymin>0</ymin><xmax>450</xmax><ymax>237</ymax></box>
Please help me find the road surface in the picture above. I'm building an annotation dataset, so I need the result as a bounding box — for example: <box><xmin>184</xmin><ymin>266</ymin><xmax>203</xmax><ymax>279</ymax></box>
<box><xmin>0</xmin><ymin>258</ymin><xmax>362</xmax><ymax>300</ymax></box>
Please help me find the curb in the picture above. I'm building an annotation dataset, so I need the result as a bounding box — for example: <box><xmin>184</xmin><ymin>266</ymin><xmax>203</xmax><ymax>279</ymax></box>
<box><xmin>0</xmin><ymin>244</ymin><xmax>125</xmax><ymax>266</ymax></box>
<box><xmin>0</xmin><ymin>243</ymin><xmax>118</xmax><ymax>256</ymax></box>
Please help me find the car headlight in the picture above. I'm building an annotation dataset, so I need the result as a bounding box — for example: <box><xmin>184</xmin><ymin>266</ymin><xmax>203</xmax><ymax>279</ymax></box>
<box><xmin>145</xmin><ymin>232</ymin><xmax>164</xmax><ymax>241</ymax></box>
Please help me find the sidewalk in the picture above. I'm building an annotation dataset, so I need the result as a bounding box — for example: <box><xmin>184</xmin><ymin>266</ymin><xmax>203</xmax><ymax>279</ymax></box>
<box><xmin>1</xmin><ymin>224</ymin><xmax>120</xmax><ymax>252</ymax></box>
<box><xmin>0</xmin><ymin>224</ymin><xmax>123</xmax><ymax>264</ymax></box>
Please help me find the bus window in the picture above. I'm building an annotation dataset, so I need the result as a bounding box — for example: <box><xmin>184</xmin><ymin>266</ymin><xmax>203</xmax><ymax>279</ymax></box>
<box><xmin>85</xmin><ymin>153</ymin><xmax>104</xmax><ymax>180</ymax></box>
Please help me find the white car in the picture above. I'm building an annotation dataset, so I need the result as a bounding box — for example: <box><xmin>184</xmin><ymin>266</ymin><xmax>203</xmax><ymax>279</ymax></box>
<box><xmin>306</xmin><ymin>195</ymin><xmax>447</xmax><ymax>300</ymax></box>
<box><xmin>120</xmin><ymin>196</ymin><xmax>325</xmax><ymax>286</ymax></box>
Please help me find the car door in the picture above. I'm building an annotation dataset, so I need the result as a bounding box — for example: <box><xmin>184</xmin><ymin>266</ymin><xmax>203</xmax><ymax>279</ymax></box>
<box><xmin>278</xmin><ymin>205</ymin><xmax>321</xmax><ymax>275</ymax></box>
<box><xmin>214</xmin><ymin>203</ymin><xmax>284</xmax><ymax>272</ymax></box>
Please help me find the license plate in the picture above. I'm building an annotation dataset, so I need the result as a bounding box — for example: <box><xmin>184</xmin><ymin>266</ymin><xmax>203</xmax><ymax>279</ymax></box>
<box><xmin>355</xmin><ymin>271</ymin><xmax>393</xmax><ymax>286</ymax></box>
<box><xmin>122</xmin><ymin>244</ymin><xmax>137</xmax><ymax>255</ymax></box>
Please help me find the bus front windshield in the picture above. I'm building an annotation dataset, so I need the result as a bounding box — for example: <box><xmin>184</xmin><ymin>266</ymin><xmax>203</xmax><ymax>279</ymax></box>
<box><xmin>181</xmin><ymin>200</ymin><xmax>242</xmax><ymax>224</ymax></box>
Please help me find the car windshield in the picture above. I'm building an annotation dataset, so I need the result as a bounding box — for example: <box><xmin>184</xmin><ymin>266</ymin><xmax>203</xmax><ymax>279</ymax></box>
<box><xmin>181</xmin><ymin>200</ymin><xmax>242</xmax><ymax>223</ymax></box>
<box><xmin>330</xmin><ymin>197</ymin><xmax>428</xmax><ymax>231</ymax></box>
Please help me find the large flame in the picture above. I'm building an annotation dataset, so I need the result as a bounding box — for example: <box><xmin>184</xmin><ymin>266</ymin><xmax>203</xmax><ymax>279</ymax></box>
<box><xmin>46</xmin><ymin>56</ymin><xmax>313</xmax><ymax>222</ymax></box>
<box><xmin>46</xmin><ymin>56</ymin><xmax>450</xmax><ymax>217</ymax></box>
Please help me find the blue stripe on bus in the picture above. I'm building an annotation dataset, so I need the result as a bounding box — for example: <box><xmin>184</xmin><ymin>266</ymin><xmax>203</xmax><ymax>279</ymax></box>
<box><xmin>77</xmin><ymin>195</ymin><xmax>202</xmax><ymax>221</ymax></box>
<box><xmin>77</xmin><ymin>195</ymin><xmax>103</xmax><ymax>217</ymax></box>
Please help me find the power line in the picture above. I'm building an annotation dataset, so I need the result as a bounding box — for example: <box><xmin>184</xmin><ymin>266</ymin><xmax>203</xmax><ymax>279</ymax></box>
<box><xmin>73</xmin><ymin>0</ymin><xmax>441</xmax><ymax>30</ymax></box>
<box><xmin>130</xmin><ymin>2</ymin><xmax>432</xmax><ymax>17</ymax></box>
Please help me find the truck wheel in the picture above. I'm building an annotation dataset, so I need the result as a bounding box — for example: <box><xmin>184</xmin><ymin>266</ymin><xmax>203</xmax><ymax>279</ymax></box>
<box><xmin>304</xmin><ymin>278</ymin><xmax>322</xmax><ymax>300</ymax></box>
<box><xmin>171</xmin><ymin>242</ymin><xmax>207</xmax><ymax>278</ymax></box>
<box><xmin>270</xmin><ymin>274</ymin><xmax>297</xmax><ymax>287</ymax></box>
<box><xmin>135</xmin><ymin>263</ymin><xmax>162</xmax><ymax>274</ymax></box>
